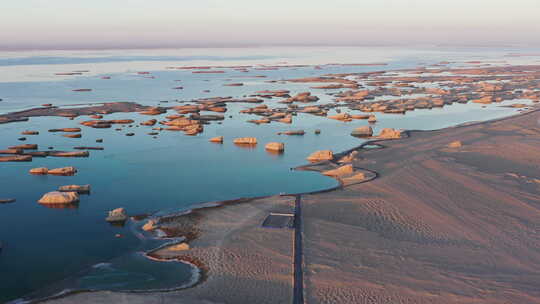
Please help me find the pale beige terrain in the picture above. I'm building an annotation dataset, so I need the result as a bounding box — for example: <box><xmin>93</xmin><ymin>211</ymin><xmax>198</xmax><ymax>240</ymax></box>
<box><xmin>302</xmin><ymin>108</ymin><xmax>540</xmax><ymax>304</ymax></box>
<box><xmin>43</xmin><ymin>196</ymin><xmax>295</xmax><ymax>304</ymax></box>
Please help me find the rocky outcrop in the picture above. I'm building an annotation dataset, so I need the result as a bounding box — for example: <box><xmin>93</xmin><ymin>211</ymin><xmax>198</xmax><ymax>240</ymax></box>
<box><xmin>322</xmin><ymin>164</ymin><xmax>354</xmax><ymax>177</ymax></box>
<box><xmin>139</xmin><ymin>107</ymin><xmax>166</xmax><ymax>115</ymax></box>
<box><xmin>49</xmin><ymin>128</ymin><xmax>81</xmax><ymax>133</ymax></box>
<box><xmin>278</xmin><ymin>130</ymin><xmax>305</xmax><ymax>136</ymax></box>
<box><xmin>74</xmin><ymin>146</ymin><xmax>104</xmax><ymax>150</ymax></box>
<box><xmin>300</xmin><ymin>106</ymin><xmax>322</xmax><ymax>114</ymax></box>
<box><xmin>140</xmin><ymin>119</ymin><xmax>157</xmax><ymax>126</ymax></box>
<box><xmin>376</xmin><ymin>128</ymin><xmax>403</xmax><ymax>139</ymax></box>
<box><xmin>81</xmin><ymin>119</ymin><xmax>134</xmax><ymax>128</ymax></box>
<box><xmin>48</xmin><ymin>167</ymin><xmax>77</xmax><ymax>176</ymax></box>
<box><xmin>48</xmin><ymin>151</ymin><xmax>89</xmax><ymax>157</ymax></box>
<box><xmin>285</xmin><ymin>92</ymin><xmax>319</xmax><ymax>103</ymax></box>
<box><xmin>0</xmin><ymin>155</ymin><xmax>32</xmax><ymax>162</ymax></box>
<box><xmin>62</xmin><ymin>133</ymin><xmax>82</xmax><ymax>138</ymax></box>
<box><xmin>38</xmin><ymin>191</ymin><xmax>79</xmax><ymax>204</ymax></box>
<box><xmin>0</xmin><ymin>149</ymin><xmax>23</xmax><ymax>154</ymax></box>
<box><xmin>368</xmin><ymin>115</ymin><xmax>377</xmax><ymax>123</ymax></box>
<box><xmin>307</xmin><ymin>150</ymin><xmax>334</xmax><ymax>162</ymax></box>
<box><xmin>448</xmin><ymin>141</ymin><xmax>462</xmax><ymax>148</ymax></box>
<box><xmin>21</xmin><ymin>130</ymin><xmax>39</xmax><ymax>135</ymax></box>
<box><xmin>234</xmin><ymin>137</ymin><xmax>257</xmax><ymax>145</ymax></box>
<box><xmin>29</xmin><ymin>167</ymin><xmax>49</xmax><ymax>175</ymax></box>
<box><xmin>0</xmin><ymin>199</ymin><xmax>16</xmax><ymax>204</ymax></box>
<box><xmin>58</xmin><ymin>184</ymin><xmax>90</xmax><ymax>194</ymax></box>
<box><xmin>8</xmin><ymin>144</ymin><xmax>37</xmax><ymax>150</ymax></box>
<box><xmin>278</xmin><ymin>115</ymin><xmax>293</xmax><ymax>124</ymax></box>
<box><xmin>209</xmin><ymin>136</ymin><xmax>224</xmax><ymax>143</ymax></box>
<box><xmin>338</xmin><ymin>151</ymin><xmax>359</xmax><ymax>163</ymax></box>
<box><xmin>328</xmin><ymin>113</ymin><xmax>353</xmax><ymax>122</ymax></box>
<box><xmin>265</xmin><ymin>142</ymin><xmax>285</xmax><ymax>152</ymax></box>
<box><xmin>106</xmin><ymin>208</ymin><xmax>127</xmax><ymax>222</ymax></box>
<box><xmin>351</xmin><ymin>126</ymin><xmax>373</xmax><ymax>137</ymax></box>
<box><xmin>142</xmin><ymin>219</ymin><xmax>157</xmax><ymax>231</ymax></box>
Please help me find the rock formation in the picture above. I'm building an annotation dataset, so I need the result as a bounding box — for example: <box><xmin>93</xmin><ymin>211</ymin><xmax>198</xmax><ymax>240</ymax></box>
<box><xmin>265</xmin><ymin>142</ymin><xmax>285</xmax><ymax>152</ymax></box>
<box><xmin>307</xmin><ymin>150</ymin><xmax>334</xmax><ymax>162</ymax></box>
<box><xmin>233</xmin><ymin>137</ymin><xmax>257</xmax><ymax>145</ymax></box>
<box><xmin>38</xmin><ymin>191</ymin><xmax>79</xmax><ymax>204</ymax></box>
<box><xmin>106</xmin><ymin>208</ymin><xmax>127</xmax><ymax>222</ymax></box>
<box><xmin>351</xmin><ymin>126</ymin><xmax>373</xmax><ymax>137</ymax></box>
<box><xmin>209</xmin><ymin>136</ymin><xmax>224</xmax><ymax>143</ymax></box>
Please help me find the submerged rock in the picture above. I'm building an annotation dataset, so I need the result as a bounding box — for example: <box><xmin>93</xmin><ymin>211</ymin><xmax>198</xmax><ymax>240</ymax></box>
<box><xmin>0</xmin><ymin>198</ymin><xmax>16</xmax><ymax>204</ymax></box>
<box><xmin>307</xmin><ymin>150</ymin><xmax>334</xmax><ymax>162</ymax></box>
<box><xmin>38</xmin><ymin>191</ymin><xmax>79</xmax><ymax>204</ymax></box>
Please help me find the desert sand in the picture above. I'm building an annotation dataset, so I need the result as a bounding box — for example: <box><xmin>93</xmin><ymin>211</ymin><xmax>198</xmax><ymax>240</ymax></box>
<box><xmin>301</xmin><ymin>107</ymin><xmax>540</xmax><ymax>304</ymax></box>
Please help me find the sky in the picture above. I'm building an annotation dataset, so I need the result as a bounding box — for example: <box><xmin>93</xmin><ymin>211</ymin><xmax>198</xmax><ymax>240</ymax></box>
<box><xmin>2</xmin><ymin>0</ymin><xmax>540</xmax><ymax>50</ymax></box>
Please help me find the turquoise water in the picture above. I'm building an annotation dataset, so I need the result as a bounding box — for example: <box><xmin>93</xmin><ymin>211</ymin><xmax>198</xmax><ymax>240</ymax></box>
<box><xmin>0</xmin><ymin>46</ymin><xmax>538</xmax><ymax>302</ymax></box>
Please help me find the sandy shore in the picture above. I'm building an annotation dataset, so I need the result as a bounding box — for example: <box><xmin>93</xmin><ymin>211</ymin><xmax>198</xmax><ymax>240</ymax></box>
<box><xmin>302</xmin><ymin>107</ymin><xmax>540</xmax><ymax>304</ymax></box>
<box><xmin>40</xmin><ymin>196</ymin><xmax>296</xmax><ymax>304</ymax></box>
<box><xmin>38</xmin><ymin>109</ymin><xmax>540</xmax><ymax>303</ymax></box>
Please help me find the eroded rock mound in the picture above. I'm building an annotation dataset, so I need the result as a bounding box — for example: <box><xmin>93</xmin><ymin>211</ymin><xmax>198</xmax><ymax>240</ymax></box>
<box><xmin>38</xmin><ymin>191</ymin><xmax>79</xmax><ymax>204</ymax></box>
<box><xmin>48</xmin><ymin>167</ymin><xmax>77</xmax><ymax>175</ymax></box>
<box><xmin>377</xmin><ymin>128</ymin><xmax>403</xmax><ymax>139</ymax></box>
<box><xmin>351</xmin><ymin>126</ymin><xmax>373</xmax><ymax>137</ymax></box>
<box><xmin>265</xmin><ymin>142</ymin><xmax>285</xmax><ymax>152</ymax></box>
<box><xmin>106</xmin><ymin>208</ymin><xmax>127</xmax><ymax>223</ymax></box>
<box><xmin>234</xmin><ymin>137</ymin><xmax>257</xmax><ymax>145</ymax></box>
<box><xmin>307</xmin><ymin>150</ymin><xmax>334</xmax><ymax>162</ymax></box>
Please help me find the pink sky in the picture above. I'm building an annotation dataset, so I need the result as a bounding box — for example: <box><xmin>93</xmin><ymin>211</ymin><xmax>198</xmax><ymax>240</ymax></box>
<box><xmin>2</xmin><ymin>0</ymin><xmax>539</xmax><ymax>49</ymax></box>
